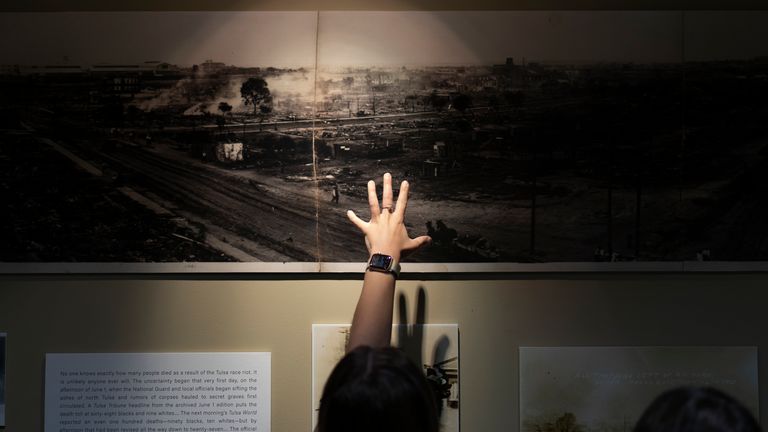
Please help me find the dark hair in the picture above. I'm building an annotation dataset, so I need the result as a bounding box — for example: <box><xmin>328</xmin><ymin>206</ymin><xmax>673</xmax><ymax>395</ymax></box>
<box><xmin>317</xmin><ymin>345</ymin><xmax>440</xmax><ymax>432</ymax></box>
<box><xmin>634</xmin><ymin>387</ymin><xmax>761</xmax><ymax>432</ymax></box>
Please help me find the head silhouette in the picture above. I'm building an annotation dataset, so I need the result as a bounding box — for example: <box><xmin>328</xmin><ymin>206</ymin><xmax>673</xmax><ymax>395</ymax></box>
<box><xmin>634</xmin><ymin>387</ymin><xmax>760</xmax><ymax>432</ymax></box>
<box><xmin>317</xmin><ymin>345</ymin><xmax>439</xmax><ymax>432</ymax></box>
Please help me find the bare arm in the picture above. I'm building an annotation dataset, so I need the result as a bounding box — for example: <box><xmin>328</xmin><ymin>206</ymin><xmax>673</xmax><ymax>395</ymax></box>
<box><xmin>346</xmin><ymin>173</ymin><xmax>431</xmax><ymax>351</ymax></box>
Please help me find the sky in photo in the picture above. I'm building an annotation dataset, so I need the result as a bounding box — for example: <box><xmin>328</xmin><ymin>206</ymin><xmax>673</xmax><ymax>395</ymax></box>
<box><xmin>0</xmin><ymin>11</ymin><xmax>765</xmax><ymax>67</ymax></box>
<box><xmin>0</xmin><ymin>12</ymin><xmax>318</xmax><ymax>67</ymax></box>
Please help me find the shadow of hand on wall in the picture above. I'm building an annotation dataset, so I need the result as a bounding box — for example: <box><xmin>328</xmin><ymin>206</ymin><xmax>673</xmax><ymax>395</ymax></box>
<box><xmin>396</xmin><ymin>286</ymin><xmax>426</xmax><ymax>367</ymax></box>
<box><xmin>395</xmin><ymin>286</ymin><xmax>453</xmax><ymax>418</ymax></box>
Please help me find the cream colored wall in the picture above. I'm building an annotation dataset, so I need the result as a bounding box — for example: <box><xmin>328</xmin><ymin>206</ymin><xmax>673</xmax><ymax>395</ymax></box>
<box><xmin>1</xmin><ymin>275</ymin><xmax>768</xmax><ymax>431</ymax></box>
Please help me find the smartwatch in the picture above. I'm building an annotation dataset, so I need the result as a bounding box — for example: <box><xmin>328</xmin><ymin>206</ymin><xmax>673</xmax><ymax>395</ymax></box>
<box><xmin>367</xmin><ymin>253</ymin><xmax>401</xmax><ymax>279</ymax></box>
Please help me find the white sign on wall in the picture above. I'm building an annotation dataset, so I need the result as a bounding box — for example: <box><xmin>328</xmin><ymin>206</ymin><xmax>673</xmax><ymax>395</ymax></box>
<box><xmin>45</xmin><ymin>352</ymin><xmax>270</xmax><ymax>432</ymax></box>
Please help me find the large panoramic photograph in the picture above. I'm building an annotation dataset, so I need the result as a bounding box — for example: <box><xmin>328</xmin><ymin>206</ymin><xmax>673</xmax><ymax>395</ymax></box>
<box><xmin>1</xmin><ymin>11</ymin><xmax>767</xmax><ymax>270</ymax></box>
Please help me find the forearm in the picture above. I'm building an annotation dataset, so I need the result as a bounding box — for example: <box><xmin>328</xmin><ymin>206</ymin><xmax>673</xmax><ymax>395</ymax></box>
<box><xmin>345</xmin><ymin>173</ymin><xmax>430</xmax><ymax>352</ymax></box>
<box><xmin>347</xmin><ymin>270</ymin><xmax>396</xmax><ymax>351</ymax></box>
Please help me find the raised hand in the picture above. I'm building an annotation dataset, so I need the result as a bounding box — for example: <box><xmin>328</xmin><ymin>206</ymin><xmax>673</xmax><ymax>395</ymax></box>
<box><xmin>347</xmin><ymin>172</ymin><xmax>431</xmax><ymax>261</ymax></box>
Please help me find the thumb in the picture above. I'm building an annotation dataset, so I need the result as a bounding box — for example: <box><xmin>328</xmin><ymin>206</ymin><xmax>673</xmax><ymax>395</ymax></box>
<box><xmin>347</xmin><ymin>210</ymin><xmax>368</xmax><ymax>232</ymax></box>
<box><xmin>408</xmin><ymin>236</ymin><xmax>432</xmax><ymax>251</ymax></box>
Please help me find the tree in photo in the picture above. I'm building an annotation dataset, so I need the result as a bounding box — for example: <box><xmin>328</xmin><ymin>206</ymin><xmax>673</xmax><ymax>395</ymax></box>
<box><xmin>526</xmin><ymin>412</ymin><xmax>585</xmax><ymax>432</ymax></box>
<box><xmin>218</xmin><ymin>101</ymin><xmax>233</xmax><ymax>116</ymax></box>
<box><xmin>240</xmin><ymin>77</ymin><xmax>273</xmax><ymax>129</ymax></box>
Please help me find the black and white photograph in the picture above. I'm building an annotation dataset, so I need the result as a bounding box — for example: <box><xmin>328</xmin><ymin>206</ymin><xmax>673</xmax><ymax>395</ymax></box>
<box><xmin>1</xmin><ymin>11</ymin><xmax>768</xmax><ymax>269</ymax></box>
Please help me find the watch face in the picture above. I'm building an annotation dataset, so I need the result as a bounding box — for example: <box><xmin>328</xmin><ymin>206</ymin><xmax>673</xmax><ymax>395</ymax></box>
<box><xmin>369</xmin><ymin>253</ymin><xmax>393</xmax><ymax>270</ymax></box>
